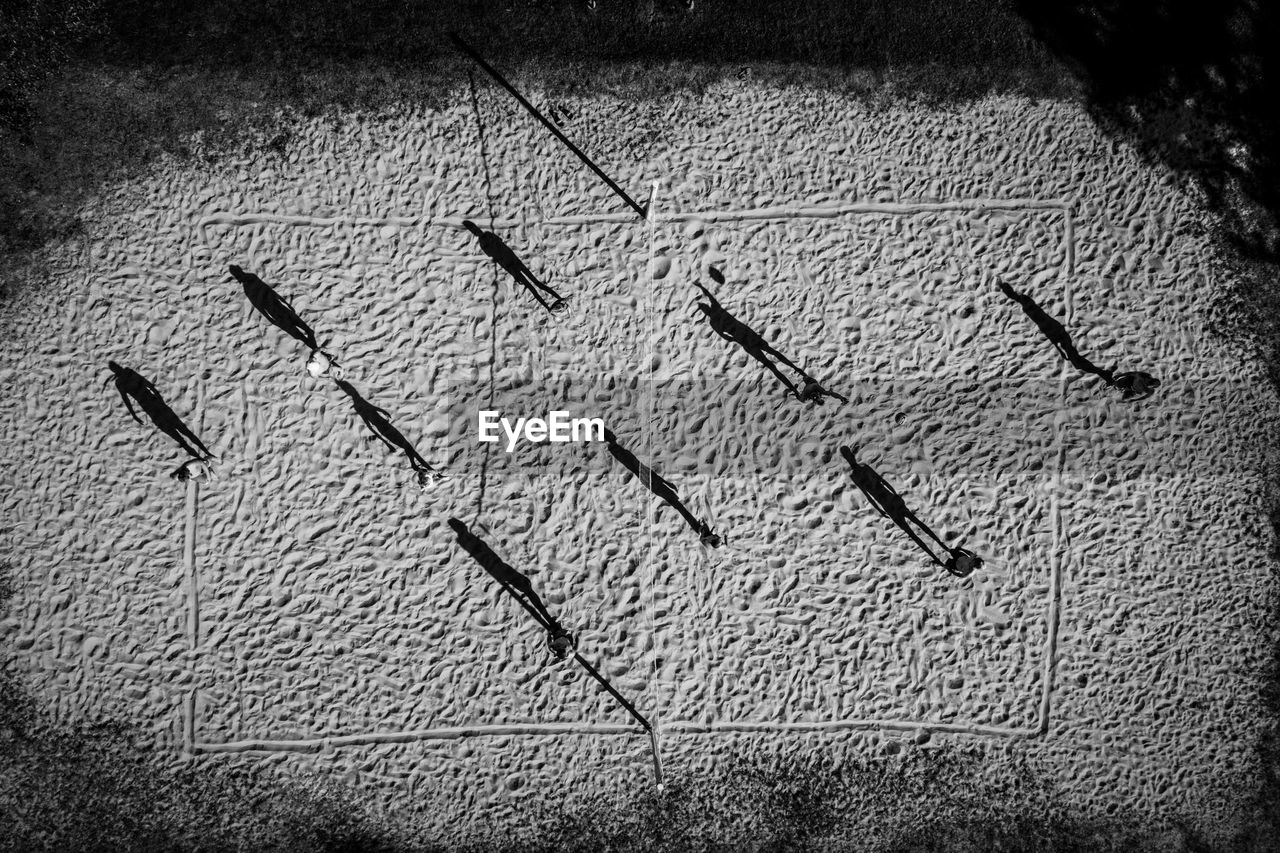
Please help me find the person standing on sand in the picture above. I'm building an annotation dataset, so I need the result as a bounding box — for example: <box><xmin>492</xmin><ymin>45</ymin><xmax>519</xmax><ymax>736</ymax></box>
<box><xmin>602</xmin><ymin>428</ymin><xmax>722</xmax><ymax>547</ymax></box>
<box><xmin>840</xmin><ymin>445</ymin><xmax>980</xmax><ymax>576</ymax></box>
<box><xmin>171</xmin><ymin>456</ymin><xmax>216</xmax><ymax>483</ymax></box>
<box><xmin>106</xmin><ymin>361</ymin><xmax>215</xmax><ymax>462</ymax></box>
<box><xmin>1112</xmin><ymin>370</ymin><xmax>1161</xmax><ymax>401</ymax></box>
<box><xmin>230</xmin><ymin>265</ymin><xmax>341</xmax><ymax>374</ymax></box>
<box><xmin>997</xmin><ymin>279</ymin><xmax>1160</xmax><ymax>401</ymax></box>
<box><xmin>462</xmin><ymin>220</ymin><xmax>568</xmax><ymax>314</ymax></box>
<box><xmin>448</xmin><ymin>517</ymin><xmax>573</xmax><ymax>661</ymax></box>
<box><xmin>335</xmin><ymin>379</ymin><xmax>439</xmax><ymax>485</ymax></box>
<box><xmin>305</xmin><ymin>348</ymin><xmax>342</xmax><ymax>380</ymax></box>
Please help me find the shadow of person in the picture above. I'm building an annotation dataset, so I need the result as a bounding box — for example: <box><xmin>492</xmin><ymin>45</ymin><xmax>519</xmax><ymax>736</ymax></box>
<box><xmin>105</xmin><ymin>361</ymin><xmax>214</xmax><ymax>461</ymax></box>
<box><xmin>840</xmin><ymin>445</ymin><xmax>979</xmax><ymax>576</ymax></box>
<box><xmin>447</xmin><ymin>517</ymin><xmax>573</xmax><ymax>658</ymax></box>
<box><xmin>996</xmin><ymin>279</ymin><xmax>1117</xmax><ymax>384</ymax></box>
<box><xmin>696</xmin><ymin>267</ymin><xmax>845</xmax><ymax>405</ymax></box>
<box><xmin>334</xmin><ymin>379</ymin><xmax>438</xmax><ymax>483</ymax></box>
<box><xmin>462</xmin><ymin>220</ymin><xmax>568</xmax><ymax>314</ymax></box>
<box><xmin>997</xmin><ymin>279</ymin><xmax>1160</xmax><ymax>400</ymax></box>
<box><xmin>229</xmin><ymin>265</ymin><xmax>327</xmax><ymax>354</ymax></box>
<box><xmin>602</xmin><ymin>428</ymin><xmax>721</xmax><ymax>547</ymax></box>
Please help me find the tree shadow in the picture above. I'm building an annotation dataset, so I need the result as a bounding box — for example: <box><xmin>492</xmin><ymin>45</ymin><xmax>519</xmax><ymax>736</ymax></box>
<box><xmin>1016</xmin><ymin>1</ymin><xmax>1279</xmax><ymax>262</ymax></box>
<box><xmin>105</xmin><ymin>360</ymin><xmax>213</xmax><ymax>461</ymax></box>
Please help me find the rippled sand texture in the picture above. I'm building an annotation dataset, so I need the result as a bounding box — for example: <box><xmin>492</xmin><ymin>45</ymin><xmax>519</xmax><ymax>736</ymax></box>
<box><xmin>0</xmin><ymin>77</ymin><xmax>1275</xmax><ymax>841</ymax></box>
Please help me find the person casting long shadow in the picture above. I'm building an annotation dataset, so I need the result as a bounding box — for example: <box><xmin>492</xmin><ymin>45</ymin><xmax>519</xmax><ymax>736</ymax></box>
<box><xmin>335</xmin><ymin>379</ymin><xmax>442</xmax><ymax>488</ymax></box>
<box><xmin>448</xmin><ymin>518</ymin><xmax>575</xmax><ymax>659</ymax></box>
<box><xmin>996</xmin><ymin>279</ymin><xmax>1114</xmax><ymax>382</ymax></box>
<box><xmin>462</xmin><ymin>220</ymin><xmax>568</xmax><ymax>314</ymax></box>
<box><xmin>840</xmin><ymin>446</ymin><xmax>980</xmax><ymax>578</ymax></box>
<box><xmin>696</xmin><ymin>268</ymin><xmax>846</xmax><ymax>405</ymax></box>
<box><xmin>230</xmin><ymin>265</ymin><xmax>341</xmax><ymax>374</ymax></box>
<box><xmin>603</xmin><ymin>428</ymin><xmax>721</xmax><ymax>547</ymax></box>
<box><xmin>106</xmin><ymin>361</ymin><xmax>214</xmax><ymax>461</ymax></box>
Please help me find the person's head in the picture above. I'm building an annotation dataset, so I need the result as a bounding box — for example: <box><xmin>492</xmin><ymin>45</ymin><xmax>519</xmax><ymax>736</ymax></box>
<box><xmin>946</xmin><ymin>549</ymin><xmax>981</xmax><ymax>577</ymax></box>
<box><xmin>461</xmin><ymin>220</ymin><xmax>483</xmax><ymax>237</ymax></box>
<box><xmin>696</xmin><ymin>302</ymin><xmax>713</xmax><ymax>318</ymax></box>
<box><xmin>447</xmin><ymin>517</ymin><xmax>468</xmax><ymax>537</ymax></box>
<box><xmin>839</xmin><ymin>445</ymin><xmax>858</xmax><ymax>466</ymax></box>
<box><xmin>548</xmin><ymin>628</ymin><xmax>574</xmax><ymax>659</ymax></box>
<box><xmin>228</xmin><ymin>264</ymin><xmax>245</xmax><ymax>279</ymax></box>
<box><xmin>602</xmin><ymin>427</ymin><xmax>618</xmax><ymax>445</ymax></box>
<box><xmin>170</xmin><ymin>463</ymin><xmax>191</xmax><ymax>482</ymax></box>
<box><xmin>707</xmin><ymin>266</ymin><xmax>725</xmax><ymax>285</ymax></box>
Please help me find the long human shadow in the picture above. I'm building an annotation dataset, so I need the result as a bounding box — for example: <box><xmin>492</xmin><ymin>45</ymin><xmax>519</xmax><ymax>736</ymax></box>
<box><xmin>229</xmin><ymin>265</ymin><xmax>336</xmax><ymax>360</ymax></box>
<box><xmin>334</xmin><ymin>379</ymin><xmax>438</xmax><ymax>482</ymax></box>
<box><xmin>996</xmin><ymin>279</ymin><xmax>1116</xmax><ymax>382</ymax></box>
<box><xmin>839</xmin><ymin>446</ymin><xmax>980</xmax><ymax>578</ymax></box>
<box><xmin>448</xmin><ymin>517</ymin><xmax>564</xmax><ymax>635</ymax></box>
<box><xmin>105</xmin><ymin>361</ymin><xmax>213</xmax><ymax>461</ymax></box>
<box><xmin>462</xmin><ymin>220</ymin><xmax>567</xmax><ymax>314</ymax></box>
<box><xmin>447</xmin><ymin>517</ymin><xmax>655</xmax><ymax>741</ymax></box>
<box><xmin>996</xmin><ymin>279</ymin><xmax>1161</xmax><ymax>400</ymax></box>
<box><xmin>695</xmin><ymin>268</ymin><xmax>847</xmax><ymax>405</ymax></box>
<box><xmin>603</xmin><ymin>428</ymin><xmax>721</xmax><ymax>547</ymax></box>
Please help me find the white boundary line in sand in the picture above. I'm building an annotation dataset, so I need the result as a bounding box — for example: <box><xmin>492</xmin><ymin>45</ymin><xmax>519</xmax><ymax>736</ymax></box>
<box><xmin>643</xmin><ymin>181</ymin><xmax>666</xmax><ymax>788</ymax></box>
<box><xmin>185</xmin><ymin>197</ymin><xmax>1075</xmax><ymax>756</ymax></box>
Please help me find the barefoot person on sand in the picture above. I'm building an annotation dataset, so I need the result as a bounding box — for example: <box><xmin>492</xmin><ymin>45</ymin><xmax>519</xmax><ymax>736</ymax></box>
<box><xmin>230</xmin><ymin>265</ymin><xmax>342</xmax><ymax>372</ymax></box>
<box><xmin>1112</xmin><ymin>370</ymin><xmax>1160</xmax><ymax>402</ymax></box>
<box><xmin>840</xmin><ymin>445</ymin><xmax>980</xmax><ymax>576</ymax></box>
<box><xmin>462</xmin><ymin>220</ymin><xmax>568</xmax><ymax>314</ymax></box>
<box><xmin>305</xmin><ymin>348</ymin><xmax>342</xmax><ymax>380</ymax></box>
<box><xmin>448</xmin><ymin>517</ymin><xmax>574</xmax><ymax>661</ymax></box>
<box><xmin>171</xmin><ymin>456</ymin><xmax>217</xmax><ymax>483</ymax></box>
<box><xmin>107</xmin><ymin>361</ymin><xmax>215</xmax><ymax>462</ymax></box>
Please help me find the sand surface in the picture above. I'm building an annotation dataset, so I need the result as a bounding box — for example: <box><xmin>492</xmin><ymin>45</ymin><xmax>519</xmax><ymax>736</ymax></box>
<box><xmin>0</xmin><ymin>75</ymin><xmax>1276</xmax><ymax>847</ymax></box>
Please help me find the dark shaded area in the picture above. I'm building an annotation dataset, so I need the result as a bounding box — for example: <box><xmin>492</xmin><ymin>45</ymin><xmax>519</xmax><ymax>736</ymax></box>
<box><xmin>0</xmin><ymin>563</ymin><xmax>400</xmax><ymax>853</ymax></box>
<box><xmin>453</xmin><ymin>742</ymin><xmax>1177</xmax><ymax>853</ymax></box>
<box><xmin>1014</xmin><ymin>1</ymin><xmax>1280</xmax><ymax>845</ymax></box>
<box><xmin>106</xmin><ymin>360</ymin><xmax>214</xmax><ymax>461</ymax></box>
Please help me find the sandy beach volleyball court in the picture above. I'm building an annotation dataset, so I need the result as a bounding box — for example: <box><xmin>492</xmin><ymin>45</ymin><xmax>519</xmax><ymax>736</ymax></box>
<box><xmin>1</xmin><ymin>26</ymin><xmax>1278</xmax><ymax>849</ymax></box>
